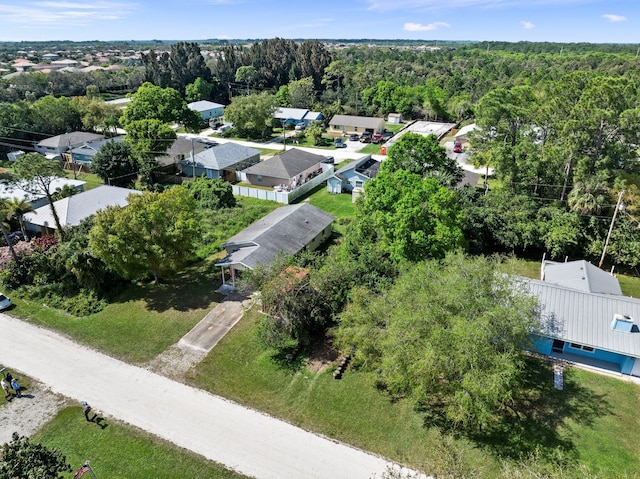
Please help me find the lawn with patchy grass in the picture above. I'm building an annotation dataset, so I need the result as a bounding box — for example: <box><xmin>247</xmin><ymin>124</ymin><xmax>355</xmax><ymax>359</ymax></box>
<box><xmin>191</xmin><ymin>306</ymin><xmax>640</xmax><ymax>478</ymax></box>
<box><xmin>8</xmin><ymin>261</ymin><xmax>224</xmax><ymax>364</ymax></box>
<box><xmin>191</xmin><ymin>308</ymin><xmax>497</xmax><ymax>477</ymax></box>
<box><xmin>34</xmin><ymin>406</ymin><xmax>249</xmax><ymax>479</ymax></box>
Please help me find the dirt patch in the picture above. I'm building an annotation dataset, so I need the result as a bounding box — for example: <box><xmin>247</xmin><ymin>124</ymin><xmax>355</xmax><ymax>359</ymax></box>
<box><xmin>0</xmin><ymin>379</ymin><xmax>66</xmax><ymax>444</ymax></box>
<box><xmin>144</xmin><ymin>345</ymin><xmax>206</xmax><ymax>381</ymax></box>
<box><xmin>307</xmin><ymin>338</ymin><xmax>341</xmax><ymax>373</ymax></box>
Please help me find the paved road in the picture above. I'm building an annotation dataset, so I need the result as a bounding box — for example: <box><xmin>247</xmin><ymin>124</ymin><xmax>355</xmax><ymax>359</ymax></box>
<box><xmin>0</xmin><ymin>314</ymin><xmax>415</xmax><ymax>479</ymax></box>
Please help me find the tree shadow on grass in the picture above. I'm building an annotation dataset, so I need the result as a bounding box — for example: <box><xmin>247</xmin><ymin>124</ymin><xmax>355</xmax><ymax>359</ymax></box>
<box><xmin>268</xmin><ymin>344</ymin><xmax>308</xmax><ymax>374</ymax></box>
<box><xmin>422</xmin><ymin>358</ymin><xmax>610</xmax><ymax>461</ymax></box>
<box><xmin>114</xmin><ymin>261</ymin><xmax>225</xmax><ymax>313</ymax></box>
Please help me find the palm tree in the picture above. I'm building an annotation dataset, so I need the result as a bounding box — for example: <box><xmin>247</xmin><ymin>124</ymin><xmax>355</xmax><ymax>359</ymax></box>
<box><xmin>0</xmin><ymin>200</ymin><xmax>19</xmax><ymax>263</ymax></box>
<box><xmin>568</xmin><ymin>178</ymin><xmax>609</xmax><ymax>215</ymax></box>
<box><xmin>3</xmin><ymin>197</ymin><xmax>33</xmax><ymax>241</ymax></box>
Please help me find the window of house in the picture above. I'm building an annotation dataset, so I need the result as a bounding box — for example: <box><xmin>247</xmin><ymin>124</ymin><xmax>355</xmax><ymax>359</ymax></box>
<box><xmin>355</xmin><ymin>180</ymin><xmax>363</xmax><ymax>188</ymax></box>
<box><xmin>569</xmin><ymin>343</ymin><xmax>595</xmax><ymax>353</ymax></box>
<box><xmin>257</xmin><ymin>175</ymin><xmax>262</xmax><ymax>183</ymax></box>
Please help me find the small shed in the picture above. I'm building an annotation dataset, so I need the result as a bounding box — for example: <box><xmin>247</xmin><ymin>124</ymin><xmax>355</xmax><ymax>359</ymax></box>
<box><xmin>387</xmin><ymin>113</ymin><xmax>402</xmax><ymax>124</ymax></box>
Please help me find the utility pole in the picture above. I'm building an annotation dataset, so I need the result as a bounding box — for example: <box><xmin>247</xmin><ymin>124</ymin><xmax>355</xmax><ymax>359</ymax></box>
<box><xmin>599</xmin><ymin>191</ymin><xmax>624</xmax><ymax>269</ymax></box>
<box><xmin>191</xmin><ymin>137</ymin><xmax>196</xmax><ymax>179</ymax></box>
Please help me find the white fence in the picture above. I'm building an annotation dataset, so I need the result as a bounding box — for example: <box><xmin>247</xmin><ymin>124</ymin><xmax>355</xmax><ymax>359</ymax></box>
<box><xmin>232</xmin><ymin>167</ymin><xmax>334</xmax><ymax>204</ymax></box>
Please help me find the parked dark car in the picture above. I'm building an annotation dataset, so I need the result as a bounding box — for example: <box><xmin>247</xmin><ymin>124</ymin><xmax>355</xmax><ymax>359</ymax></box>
<box><xmin>360</xmin><ymin>135</ymin><xmax>372</xmax><ymax>143</ymax></box>
<box><xmin>334</xmin><ymin>138</ymin><xmax>347</xmax><ymax>148</ymax></box>
<box><xmin>349</xmin><ymin>133</ymin><xmax>359</xmax><ymax>141</ymax></box>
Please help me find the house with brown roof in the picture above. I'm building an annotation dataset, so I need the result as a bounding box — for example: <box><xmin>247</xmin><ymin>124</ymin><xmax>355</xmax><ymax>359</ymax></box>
<box><xmin>241</xmin><ymin>148</ymin><xmax>327</xmax><ymax>191</ymax></box>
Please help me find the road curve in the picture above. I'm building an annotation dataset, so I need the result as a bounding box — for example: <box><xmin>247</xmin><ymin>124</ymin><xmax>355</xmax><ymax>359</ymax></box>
<box><xmin>0</xmin><ymin>313</ymin><xmax>405</xmax><ymax>479</ymax></box>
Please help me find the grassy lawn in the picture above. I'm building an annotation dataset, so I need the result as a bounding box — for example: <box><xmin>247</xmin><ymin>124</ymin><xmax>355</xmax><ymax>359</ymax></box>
<box><xmin>7</xmin><ymin>261</ymin><xmax>224</xmax><ymax>364</ymax></box>
<box><xmin>359</xmin><ymin>143</ymin><xmax>384</xmax><ymax>154</ymax></box>
<box><xmin>74</xmin><ymin>172</ymin><xmax>104</xmax><ymax>191</ymax></box>
<box><xmin>33</xmin><ymin>406</ymin><xmax>249</xmax><ymax>479</ymax></box>
<box><xmin>190</xmin><ymin>308</ymin><xmax>490</xmax><ymax>475</ymax></box>
<box><xmin>190</xmin><ymin>307</ymin><xmax>640</xmax><ymax>478</ymax></box>
<box><xmin>305</xmin><ymin>185</ymin><xmax>355</xmax><ymax>223</ymax></box>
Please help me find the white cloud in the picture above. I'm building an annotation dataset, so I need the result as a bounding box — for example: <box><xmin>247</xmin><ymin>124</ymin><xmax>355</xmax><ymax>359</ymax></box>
<box><xmin>367</xmin><ymin>0</ymin><xmax>601</xmax><ymax>12</ymax></box>
<box><xmin>521</xmin><ymin>20</ymin><xmax>535</xmax><ymax>29</ymax></box>
<box><xmin>0</xmin><ymin>1</ymin><xmax>136</xmax><ymax>25</ymax></box>
<box><xmin>404</xmin><ymin>21</ymin><xmax>450</xmax><ymax>32</ymax></box>
<box><xmin>602</xmin><ymin>14</ymin><xmax>626</xmax><ymax>22</ymax></box>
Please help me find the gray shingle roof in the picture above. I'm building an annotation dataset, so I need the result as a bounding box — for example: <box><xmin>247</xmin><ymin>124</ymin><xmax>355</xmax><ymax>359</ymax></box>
<box><xmin>37</xmin><ymin>132</ymin><xmax>105</xmax><ymax>150</ymax></box>
<box><xmin>274</xmin><ymin>108</ymin><xmax>309</xmax><ymax>121</ymax></box>
<box><xmin>216</xmin><ymin>203</ymin><xmax>335</xmax><ymax>270</ymax></box>
<box><xmin>24</xmin><ymin>185</ymin><xmax>141</xmax><ymax>229</ymax></box>
<box><xmin>242</xmin><ymin>148</ymin><xmax>325</xmax><ymax>180</ymax></box>
<box><xmin>521</xmin><ymin>277</ymin><xmax>640</xmax><ymax>358</ymax></box>
<box><xmin>330</xmin><ymin>115</ymin><xmax>385</xmax><ymax>129</ymax></box>
<box><xmin>192</xmin><ymin>143</ymin><xmax>260</xmax><ymax>170</ymax></box>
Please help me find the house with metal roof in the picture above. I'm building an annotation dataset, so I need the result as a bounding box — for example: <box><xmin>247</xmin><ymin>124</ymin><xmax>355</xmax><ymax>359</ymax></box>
<box><xmin>541</xmin><ymin>259</ymin><xmax>622</xmax><ymax>296</ymax></box>
<box><xmin>181</xmin><ymin>143</ymin><xmax>260</xmax><ymax>182</ymax></box>
<box><xmin>23</xmin><ymin>185</ymin><xmax>141</xmax><ymax>235</ymax></box>
<box><xmin>273</xmin><ymin>108</ymin><xmax>324</xmax><ymax>128</ymax></box>
<box><xmin>328</xmin><ymin>115</ymin><xmax>385</xmax><ymax>136</ymax></box>
<box><xmin>0</xmin><ymin>177</ymin><xmax>86</xmax><ymax>209</ymax></box>
<box><xmin>242</xmin><ymin>148</ymin><xmax>327</xmax><ymax>190</ymax></box>
<box><xmin>215</xmin><ymin>203</ymin><xmax>335</xmax><ymax>289</ymax></box>
<box><xmin>327</xmin><ymin>155</ymin><xmax>380</xmax><ymax>194</ymax></box>
<box><xmin>187</xmin><ymin>100</ymin><xmax>225</xmax><ymax>124</ymax></box>
<box><xmin>520</xmin><ymin>262</ymin><xmax>640</xmax><ymax>377</ymax></box>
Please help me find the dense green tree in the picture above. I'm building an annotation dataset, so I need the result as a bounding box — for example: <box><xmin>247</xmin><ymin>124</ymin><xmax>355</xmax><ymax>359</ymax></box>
<box><xmin>235</xmin><ymin>65</ymin><xmax>258</xmax><ymax>95</ymax></box>
<box><xmin>477</xmin><ymin>189</ymin><xmax>539</xmax><ymax>254</ymax></box>
<box><xmin>70</xmin><ymin>95</ymin><xmax>121</xmax><ymax>132</ymax></box>
<box><xmin>383</xmin><ymin>132</ymin><xmax>463</xmax><ymax>187</ymax></box>
<box><xmin>223</xmin><ymin>92</ymin><xmax>278</xmax><ymax>138</ymax></box>
<box><xmin>185</xmin><ymin>77</ymin><xmax>214</xmax><ymax>102</ymax></box>
<box><xmin>123</xmin><ymin>119</ymin><xmax>176</xmax><ymax>178</ymax></box>
<box><xmin>91</xmin><ymin>141</ymin><xmax>139</xmax><ymax>187</ymax></box>
<box><xmin>0</xmin><ymin>432</ymin><xmax>71</xmax><ymax>479</ymax></box>
<box><xmin>567</xmin><ymin>177</ymin><xmax>609</xmax><ymax>215</ymax></box>
<box><xmin>29</xmin><ymin>95</ymin><xmax>82</xmax><ymax>135</ymax></box>
<box><xmin>335</xmin><ymin>253</ymin><xmax>540</xmax><ymax>432</ymax></box>
<box><xmin>357</xmin><ymin>170</ymin><xmax>465</xmax><ymax>262</ymax></box>
<box><xmin>287</xmin><ymin>77</ymin><xmax>316</xmax><ymax>109</ymax></box>
<box><xmin>12</xmin><ymin>153</ymin><xmax>67</xmax><ymax>237</ymax></box>
<box><xmin>536</xmin><ymin>206</ymin><xmax>584</xmax><ymax>259</ymax></box>
<box><xmin>120</xmin><ymin>82</ymin><xmax>200</xmax><ymax>131</ymax></box>
<box><xmin>168</xmin><ymin>42</ymin><xmax>212</xmax><ymax>94</ymax></box>
<box><xmin>305</xmin><ymin>123</ymin><xmax>325</xmax><ymax>146</ymax></box>
<box><xmin>89</xmin><ymin>187</ymin><xmax>201</xmax><ymax>283</ymax></box>
<box><xmin>183</xmin><ymin>177</ymin><xmax>236</xmax><ymax>209</ymax></box>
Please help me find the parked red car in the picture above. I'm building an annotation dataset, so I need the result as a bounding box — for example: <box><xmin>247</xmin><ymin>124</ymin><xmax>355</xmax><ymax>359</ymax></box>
<box><xmin>453</xmin><ymin>140</ymin><xmax>463</xmax><ymax>153</ymax></box>
<box><xmin>372</xmin><ymin>133</ymin><xmax>383</xmax><ymax>144</ymax></box>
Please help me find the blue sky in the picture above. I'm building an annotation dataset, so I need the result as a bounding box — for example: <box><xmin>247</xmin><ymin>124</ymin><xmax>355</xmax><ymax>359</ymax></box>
<box><xmin>0</xmin><ymin>0</ymin><xmax>638</xmax><ymax>43</ymax></box>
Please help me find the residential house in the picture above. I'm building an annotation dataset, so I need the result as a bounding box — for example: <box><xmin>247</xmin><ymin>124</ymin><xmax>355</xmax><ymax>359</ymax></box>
<box><xmin>35</xmin><ymin>132</ymin><xmax>105</xmax><ymax>159</ymax></box>
<box><xmin>215</xmin><ymin>203</ymin><xmax>335</xmax><ymax>289</ymax></box>
<box><xmin>155</xmin><ymin>137</ymin><xmax>212</xmax><ymax>167</ymax></box>
<box><xmin>328</xmin><ymin>115</ymin><xmax>385</xmax><ymax>136</ymax></box>
<box><xmin>241</xmin><ymin>148</ymin><xmax>327</xmax><ymax>190</ymax></box>
<box><xmin>23</xmin><ymin>185</ymin><xmax>140</xmax><ymax>235</ymax></box>
<box><xmin>327</xmin><ymin>155</ymin><xmax>380</xmax><ymax>194</ymax></box>
<box><xmin>188</xmin><ymin>100</ymin><xmax>225</xmax><ymax>125</ymax></box>
<box><xmin>70</xmin><ymin>136</ymin><xmax>125</xmax><ymax>166</ymax></box>
<box><xmin>181</xmin><ymin>143</ymin><xmax>260</xmax><ymax>182</ymax></box>
<box><xmin>522</xmin><ymin>259</ymin><xmax>640</xmax><ymax>377</ymax></box>
<box><xmin>0</xmin><ymin>177</ymin><xmax>86</xmax><ymax>209</ymax></box>
<box><xmin>273</xmin><ymin>108</ymin><xmax>324</xmax><ymax>128</ymax></box>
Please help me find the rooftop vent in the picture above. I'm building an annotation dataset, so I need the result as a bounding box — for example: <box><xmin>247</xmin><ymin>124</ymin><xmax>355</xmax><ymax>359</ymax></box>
<box><xmin>611</xmin><ymin>314</ymin><xmax>639</xmax><ymax>333</ymax></box>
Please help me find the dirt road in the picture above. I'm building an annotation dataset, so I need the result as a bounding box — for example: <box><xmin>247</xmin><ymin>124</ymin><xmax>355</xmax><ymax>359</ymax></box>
<box><xmin>0</xmin><ymin>313</ymin><xmax>408</xmax><ymax>479</ymax></box>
